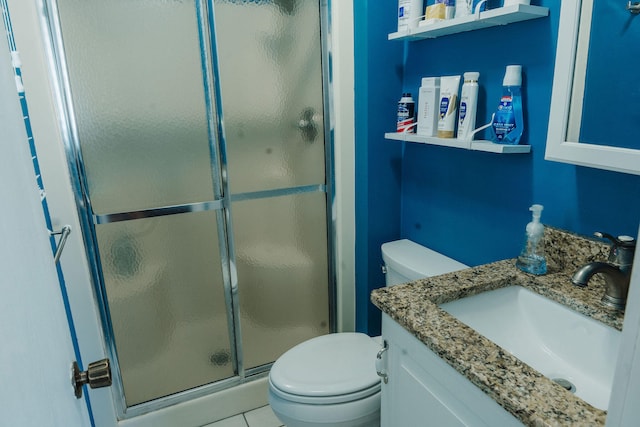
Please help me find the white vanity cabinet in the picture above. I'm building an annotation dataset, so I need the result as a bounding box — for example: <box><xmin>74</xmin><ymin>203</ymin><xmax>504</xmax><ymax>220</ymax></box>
<box><xmin>380</xmin><ymin>314</ymin><xmax>523</xmax><ymax>427</ymax></box>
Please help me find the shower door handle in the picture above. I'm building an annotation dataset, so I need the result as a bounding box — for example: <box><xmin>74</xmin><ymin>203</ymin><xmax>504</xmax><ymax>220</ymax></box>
<box><xmin>72</xmin><ymin>358</ymin><xmax>112</xmax><ymax>398</ymax></box>
<box><xmin>297</xmin><ymin>107</ymin><xmax>319</xmax><ymax>142</ymax></box>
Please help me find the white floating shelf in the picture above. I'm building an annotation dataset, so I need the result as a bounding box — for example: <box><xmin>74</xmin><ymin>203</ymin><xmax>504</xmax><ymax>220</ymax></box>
<box><xmin>388</xmin><ymin>4</ymin><xmax>549</xmax><ymax>41</ymax></box>
<box><xmin>384</xmin><ymin>132</ymin><xmax>531</xmax><ymax>154</ymax></box>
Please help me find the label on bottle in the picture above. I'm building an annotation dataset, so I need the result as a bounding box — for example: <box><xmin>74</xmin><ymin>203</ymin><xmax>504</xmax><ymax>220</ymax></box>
<box><xmin>439</xmin><ymin>96</ymin><xmax>450</xmax><ymax>119</ymax></box>
<box><xmin>459</xmin><ymin>101</ymin><xmax>467</xmax><ymax>124</ymax></box>
<box><xmin>397</xmin><ymin>100</ymin><xmax>415</xmax><ymax>133</ymax></box>
<box><xmin>492</xmin><ymin>95</ymin><xmax>516</xmax><ymax>141</ymax></box>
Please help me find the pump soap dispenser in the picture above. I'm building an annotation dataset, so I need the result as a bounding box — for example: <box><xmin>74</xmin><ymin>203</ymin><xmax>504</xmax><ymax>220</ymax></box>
<box><xmin>516</xmin><ymin>204</ymin><xmax>547</xmax><ymax>275</ymax></box>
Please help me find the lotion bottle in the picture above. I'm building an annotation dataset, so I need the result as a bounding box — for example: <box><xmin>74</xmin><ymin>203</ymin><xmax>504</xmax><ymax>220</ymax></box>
<box><xmin>491</xmin><ymin>65</ymin><xmax>524</xmax><ymax>145</ymax></box>
<box><xmin>516</xmin><ymin>204</ymin><xmax>547</xmax><ymax>275</ymax></box>
<box><xmin>417</xmin><ymin>77</ymin><xmax>440</xmax><ymax>137</ymax></box>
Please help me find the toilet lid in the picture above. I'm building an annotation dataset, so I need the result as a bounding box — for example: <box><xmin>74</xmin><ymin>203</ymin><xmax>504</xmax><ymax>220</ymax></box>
<box><xmin>269</xmin><ymin>333</ymin><xmax>381</xmax><ymax>398</ymax></box>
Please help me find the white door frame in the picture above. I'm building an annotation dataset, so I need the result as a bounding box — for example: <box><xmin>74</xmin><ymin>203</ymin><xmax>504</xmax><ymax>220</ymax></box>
<box><xmin>6</xmin><ymin>0</ymin><xmax>355</xmax><ymax>425</ymax></box>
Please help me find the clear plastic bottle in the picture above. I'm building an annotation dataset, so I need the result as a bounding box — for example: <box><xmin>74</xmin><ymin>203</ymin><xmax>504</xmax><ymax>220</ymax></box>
<box><xmin>491</xmin><ymin>65</ymin><xmax>524</xmax><ymax>145</ymax></box>
<box><xmin>516</xmin><ymin>204</ymin><xmax>547</xmax><ymax>275</ymax></box>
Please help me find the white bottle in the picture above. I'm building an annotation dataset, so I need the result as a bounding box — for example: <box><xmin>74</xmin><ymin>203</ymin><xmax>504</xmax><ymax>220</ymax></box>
<box><xmin>417</xmin><ymin>77</ymin><xmax>440</xmax><ymax>137</ymax></box>
<box><xmin>398</xmin><ymin>0</ymin><xmax>424</xmax><ymax>32</ymax></box>
<box><xmin>503</xmin><ymin>0</ymin><xmax>531</xmax><ymax>6</ymax></box>
<box><xmin>455</xmin><ymin>0</ymin><xmax>473</xmax><ymax>18</ymax></box>
<box><xmin>437</xmin><ymin>75</ymin><xmax>461</xmax><ymax>138</ymax></box>
<box><xmin>444</xmin><ymin>0</ymin><xmax>456</xmax><ymax>19</ymax></box>
<box><xmin>457</xmin><ymin>72</ymin><xmax>480</xmax><ymax>142</ymax></box>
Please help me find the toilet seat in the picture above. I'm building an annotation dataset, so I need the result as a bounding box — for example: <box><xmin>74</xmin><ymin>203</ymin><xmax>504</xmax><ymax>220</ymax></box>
<box><xmin>269</xmin><ymin>332</ymin><xmax>381</xmax><ymax>404</ymax></box>
<box><xmin>269</xmin><ymin>379</ymin><xmax>380</xmax><ymax>405</ymax></box>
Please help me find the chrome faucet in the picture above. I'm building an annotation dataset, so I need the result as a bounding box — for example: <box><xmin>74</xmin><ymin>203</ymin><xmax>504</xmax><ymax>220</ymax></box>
<box><xmin>571</xmin><ymin>232</ymin><xmax>636</xmax><ymax>311</ymax></box>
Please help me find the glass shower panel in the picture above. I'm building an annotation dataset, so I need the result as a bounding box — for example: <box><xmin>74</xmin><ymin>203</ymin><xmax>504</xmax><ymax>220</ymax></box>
<box><xmin>96</xmin><ymin>211</ymin><xmax>233</xmax><ymax>406</ymax></box>
<box><xmin>56</xmin><ymin>0</ymin><xmax>217</xmax><ymax>214</ymax></box>
<box><xmin>232</xmin><ymin>192</ymin><xmax>330</xmax><ymax>369</ymax></box>
<box><xmin>214</xmin><ymin>0</ymin><xmax>326</xmax><ymax>194</ymax></box>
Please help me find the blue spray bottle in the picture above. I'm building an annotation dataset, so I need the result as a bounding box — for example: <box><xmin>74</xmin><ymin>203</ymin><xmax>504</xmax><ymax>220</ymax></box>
<box><xmin>491</xmin><ymin>65</ymin><xmax>524</xmax><ymax>145</ymax></box>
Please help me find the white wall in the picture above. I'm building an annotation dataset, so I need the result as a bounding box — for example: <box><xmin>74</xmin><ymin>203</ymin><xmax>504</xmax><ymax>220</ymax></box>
<box><xmin>0</xmin><ymin>22</ymin><xmax>90</xmax><ymax>426</ymax></box>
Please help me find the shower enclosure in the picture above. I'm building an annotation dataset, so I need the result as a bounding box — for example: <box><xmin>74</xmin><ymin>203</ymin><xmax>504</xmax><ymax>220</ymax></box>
<box><xmin>34</xmin><ymin>0</ymin><xmax>333</xmax><ymax>418</ymax></box>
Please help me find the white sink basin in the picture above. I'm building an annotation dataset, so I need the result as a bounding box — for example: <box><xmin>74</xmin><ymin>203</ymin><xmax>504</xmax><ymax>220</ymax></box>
<box><xmin>440</xmin><ymin>286</ymin><xmax>620</xmax><ymax>410</ymax></box>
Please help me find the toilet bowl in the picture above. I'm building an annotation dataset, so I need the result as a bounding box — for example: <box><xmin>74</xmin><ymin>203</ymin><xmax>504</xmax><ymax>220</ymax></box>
<box><xmin>269</xmin><ymin>333</ymin><xmax>381</xmax><ymax>427</ymax></box>
<box><xmin>268</xmin><ymin>239</ymin><xmax>468</xmax><ymax>427</ymax></box>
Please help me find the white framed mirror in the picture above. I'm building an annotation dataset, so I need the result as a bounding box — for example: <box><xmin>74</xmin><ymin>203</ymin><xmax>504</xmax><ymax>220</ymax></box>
<box><xmin>545</xmin><ymin>0</ymin><xmax>640</xmax><ymax>175</ymax></box>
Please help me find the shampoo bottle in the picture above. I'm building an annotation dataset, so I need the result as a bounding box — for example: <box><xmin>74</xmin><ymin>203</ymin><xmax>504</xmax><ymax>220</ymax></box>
<box><xmin>516</xmin><ymin>204</ymin><xmax>547</xmax><ymax>275</ymax></box>
<box><xmin>437</xmin><ymin>75</ymin><xmax>461</xmax><ymax>138</ymax></box>
<box><xmin>457</xmin><ymin>72</ymin><xmax>479</xmax><ymax>141</ymax></box>
<box><xmin>491</xmin><ymin>65</ymin><xmax>524</xmax><ymax>145</ymax></box>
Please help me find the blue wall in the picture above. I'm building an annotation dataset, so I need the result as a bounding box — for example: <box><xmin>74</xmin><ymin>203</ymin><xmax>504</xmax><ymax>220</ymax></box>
<box><xmin>354</xmin><ymin>0</ymin><xmax>404</xmax><ymax>333</ymax></box>
<box><xmin>355</xmin><ymin>1</ymin><xmax>640</xmax><ymax>335</ymax></box>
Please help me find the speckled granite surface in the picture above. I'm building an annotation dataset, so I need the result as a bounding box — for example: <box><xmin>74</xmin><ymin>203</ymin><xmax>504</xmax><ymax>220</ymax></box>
<box><xmin>371</xmin><ymin>227</ymin><xmax>624</xmax><ymax>426</ymax></box>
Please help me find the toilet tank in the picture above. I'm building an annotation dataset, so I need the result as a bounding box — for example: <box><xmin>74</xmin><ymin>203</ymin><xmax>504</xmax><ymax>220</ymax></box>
<box><xmin>381</xmin><ymin>239</ymin><xmax>468</xmax><ymax>286</ymax></box>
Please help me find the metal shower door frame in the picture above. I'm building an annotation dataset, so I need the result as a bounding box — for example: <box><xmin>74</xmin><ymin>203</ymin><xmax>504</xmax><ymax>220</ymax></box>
<box><xmin>35</xmin><ymin>0</ymin><xmax>336</xmax><ymax>420</ymax></box>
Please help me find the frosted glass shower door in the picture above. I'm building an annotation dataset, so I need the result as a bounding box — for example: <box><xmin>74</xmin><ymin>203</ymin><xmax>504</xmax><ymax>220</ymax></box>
<box><xmin>232</xmin><ymin>193</ymin><xmax>329</xmax><ymax>369</ymax></box>
<box><xmin>55</xmin><ymin>0</ymin><xmax>220</xmax><ymax>214</ymax></box>
<box><xmin>40</xmin><ymin>0</ymin><xmax>332</xmax><ymax>417</ymax></box>
<box><xmin>214</xmin><ymin>0</ymin><xmax>327</xmax><ymax>194</ymax></box>
<box><xmin>214</xmin><ymin>0</ymin><xmax>331</xmax><ymax>370</ymax></box>
<box><xmin>96</xmin><ymin>212</ymin><xmax>233</xmax><ymax>406</ymax></box>
<box><xmin>52</xmin><ymin>0</ymin><xmax>234</xmax><ymax>407</ymax></box>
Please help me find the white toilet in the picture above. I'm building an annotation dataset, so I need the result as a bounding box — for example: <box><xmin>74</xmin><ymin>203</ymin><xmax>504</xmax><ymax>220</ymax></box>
<box><xmin>268</xmin><ymin>239</ymin><xmax>468</xmax><ymax>427</ymax></box>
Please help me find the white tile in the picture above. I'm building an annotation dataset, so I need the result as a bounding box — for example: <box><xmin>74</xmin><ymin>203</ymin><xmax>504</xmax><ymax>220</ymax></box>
<box><xmin>243</xmin><ymin>405</ymin><xmax>284</xmax><ymax>427</ymax></box>
<box><xmin>203</xmin><ymin>414</ymin><xmax>248</xmax><ymax>427</ymax></box>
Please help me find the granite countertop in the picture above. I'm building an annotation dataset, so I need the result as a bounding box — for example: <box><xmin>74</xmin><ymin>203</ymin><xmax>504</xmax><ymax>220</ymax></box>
<box><xmin>371</xmin><ymin>227</ymin><xmax>625</xmax><ymax>426</ymax></box>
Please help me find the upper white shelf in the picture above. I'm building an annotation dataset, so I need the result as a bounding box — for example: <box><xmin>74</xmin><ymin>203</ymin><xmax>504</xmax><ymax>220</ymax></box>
<box><xmin>384</xmin><ymin>132</ymin><xmax>531</xmax><ymax>154</ymax></box>
<box><xmin>388</xmin><ymin>4</ymin><xmax>549</xmax><ymax>41</ymax></box>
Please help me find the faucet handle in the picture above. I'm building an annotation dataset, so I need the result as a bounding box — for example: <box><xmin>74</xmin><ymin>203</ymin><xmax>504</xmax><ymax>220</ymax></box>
<box><xmin>617</xmin><ymin>235</ymin><xmax>636</xmax><ymax>248</ymax></box>
<box><xmin>594</xmin><ymin>232</ymin><xmax>636</xmax><ymax>248</ymax></box>
<box><xmin>595</xmin><ymin>232</ymin><xmax>636</xmax><ymax>266</ymax></box>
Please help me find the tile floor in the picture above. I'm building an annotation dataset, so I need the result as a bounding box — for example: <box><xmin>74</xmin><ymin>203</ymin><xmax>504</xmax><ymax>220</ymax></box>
<box><xmin>204</xmin><ymin>405</ymin><xmax>284</xmax><ymax>427</ymax></box>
